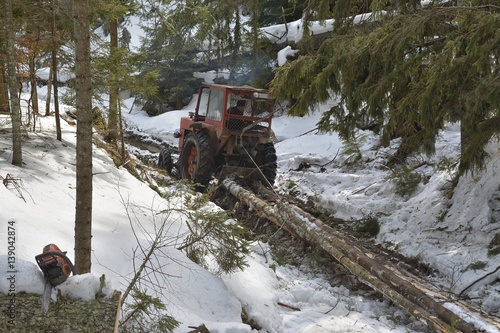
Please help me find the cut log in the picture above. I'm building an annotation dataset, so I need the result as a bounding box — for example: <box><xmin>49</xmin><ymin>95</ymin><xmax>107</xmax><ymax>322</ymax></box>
<box><xmin>222</xmin><ymin>179</ymin><xmax>479</xmax><ymax>333</ymax></box>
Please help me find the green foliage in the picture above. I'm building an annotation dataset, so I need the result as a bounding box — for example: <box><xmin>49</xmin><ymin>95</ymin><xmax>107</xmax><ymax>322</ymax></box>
<box><xmin>91</xmin><ymin>0</ymin><xmax>137</xmax><ymax>21</ymax></box>
<box><xmin>135</xmin><ymin>1</ymin><xmax>243</xmax><ymax>114</ymax></box>
<box><xmin>340</xmin><ymin>140</ymin><xmax>362</xmax><ymax>167</ymax></box>
<box><xmin>388</xmin><ymin>165</ymin><xmax>422</xmax><ymax>198</ymax></box>
<box><xmin>271</xmin><ymin>244</ymin><xmax>295</xmax><ymax>266</ymax></box>
<box><xmin>270</xmin><ymin>2</ymin><xmax>500</xmax><ymax>174</ymax></box>
<box><xmin>286</xmin><ymin>180</ymin><xmax>298</xmax><ymax>190</ymax></box>
<box><xmin>132</xmin><ymin>2</ymin><xmax>209</xmax><ymax>115</ymax></box>
<box><xmin>468</xmin><ymin>261</ymin><xmax>487</xmax><ymax>271</ymax></box>
<box><xmin>92</xmin><ymin>41</ymin><xmax>159</xmax><ymax>103</ymax></box>
<box><xmin>181</xmin><ymin>209</ymin><xmax>250</xmax><ymax>275</ymax></box>
<box><xmin>354</xmin><ymin>214</ymin><xmax>380</xmax><ymax>237</ymax></box>
<box><xmin>338</xmin><ymin>132</ymin><xmax>369</xmax><ymax>168</ymax></box>
<box><xmin>437</xmin><ymin>157</ymin><xmax>459</xmax><ymax>176</ymax></box>
<box><xmin>183</xmin><ymin>188</ymin><xmax>212</xmax><ymax>210</ymax></box>
<box><xmin>488</xmin><ymin>233</ymin><xmax>500</xmax><ymax>257</ymax></box>
<box><xmin>92</xmin><ymin>106</ymin><xmax>107</xmax><ymax>131</ymax></box>
<box><xmin>437</xmin><ymin>157</ymin><xmax>460</xmax><ymax>193</ymax></box>
<box><xmin>258</xmin><ymin>0</ymin><xmax>305</xmax><ymax>26</ymax></box>
<box><xmin>135</xmin><ymin>0</ymin><xmax>279</xmax><ymax>113</ymax></box>
<box><xmin>121</xmin><ymin>287</ymin><xmax>179</xmax><ymax>333</ymax></box>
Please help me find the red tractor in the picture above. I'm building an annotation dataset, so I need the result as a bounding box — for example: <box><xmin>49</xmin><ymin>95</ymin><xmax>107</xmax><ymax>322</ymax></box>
<box><xmin>158</xmin><ymin>83</ymin><xmax>278</xmax><ymax>189</ymax></box>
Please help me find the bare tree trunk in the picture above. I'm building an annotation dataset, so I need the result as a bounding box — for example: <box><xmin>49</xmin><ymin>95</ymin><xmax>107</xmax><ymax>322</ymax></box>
<box><xmin>45</xmin><ymin>66</ymin><xmax>52</xmax><ymax>116</ymax></box>
<box><xmin>52</xmin><ymin>2</ymin><xmax>61</xmax><ymax>140</ymax></box>
<box><xmin>73</xmin><ymin>0</ymin><xmax>93</xmax><ymax>274</ymax></box>
<box><xmin>29</xmin><ymin>50</ymin><xmax>39</xmax><ymax>115</ymax></box>
<box><xmin>118</xmin><ymin>103</ymin><xmax>126</xmax><ymax>164</ymax></box>
<box><xmin>0</xmin><ymin>64</ymin><xmax>9</xmax><ymax>114</ymax></box>
<box><xmin>107</xmin><ymin>18</ymin><xmax>119</xmax><ymax>143</ymax></box>
<box><xmin>28</xmin><ymin>49</ymin><xmax>38</xmax><ymax>131</ymax></box>
<box><xmin>5</xmin><ymin>0</ymin><xmax>23</xmax><ymax>167</ymax></box>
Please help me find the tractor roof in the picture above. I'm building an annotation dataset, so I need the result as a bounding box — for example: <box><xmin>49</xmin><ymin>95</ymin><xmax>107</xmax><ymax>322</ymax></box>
<box><xmin>200</xmin><ymin>82</ymin><xmax>270</xmax><ymax>95</ymax></box>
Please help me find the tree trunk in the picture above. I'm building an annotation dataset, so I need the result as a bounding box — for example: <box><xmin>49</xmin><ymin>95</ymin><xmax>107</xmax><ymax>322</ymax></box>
<box><xmin>0</xmin><ymin>63</ymin><xmax>9</xmax><ymax>114</ymax></box>
<box><xmin>29</xmin><ymin>50</ymin><xmax>39</xmax><ymax>116</ymax></box>
<box><xmin>52</xmin><ymin>2</ymin><xmax>61</xmax><ymax>140</ymax></box>
<box><xmin>45</xmin><ymin>65</ymin><xmax>52</xmax><ymax>116</ymax></box>
<box><xmin>0</xmin><ymin>18</ymin><xmax>7</xmax><ymax>113</ymax></box>
<box><xmin>250</xmin><ymin>0</ymin><xmax>260</xmax><ymax>77</ymax></box>
<box><xmin>118</xmin><ymin>103</ymin><xmax>126</xmax><ymax>164</ymax></box>
<box><xmin>5</xmin><ymin>0</ymin><xmax>23</xmax><ymax>167</ymax></box>
<box><xmin>73</xmin><ymin>0</ymin><xmax>93</xmax><ymax>274</ymax></box>
<box><xmin>222</xmin><ymin>179</ymin><xmax>479</xmax><ymax>333</ymax></box>
<box><xmin>107</xmin><ymin>18</ymin><xmax>119</xmax><ymax>143</ymax></box>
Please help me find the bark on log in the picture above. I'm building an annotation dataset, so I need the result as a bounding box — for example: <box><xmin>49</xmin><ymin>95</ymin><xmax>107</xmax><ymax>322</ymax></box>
<box><xmin>223</xmin><ymin>179</ymin><xmax>479</xmax><ymax>333</ymax></box>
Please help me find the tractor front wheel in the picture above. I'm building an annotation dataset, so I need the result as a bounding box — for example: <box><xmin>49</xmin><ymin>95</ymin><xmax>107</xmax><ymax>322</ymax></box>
<box><xmin>157</xmin><ymin>147</ymin><xmax>173</xmax><ymax>174</ymax></box>
<box><xmin>179</xmin><ymin>131</ymin><xmax>215</xmax><ymax>189</ymax></box>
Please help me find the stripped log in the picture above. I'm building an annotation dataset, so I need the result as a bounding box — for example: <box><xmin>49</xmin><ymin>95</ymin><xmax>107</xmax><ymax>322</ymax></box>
<box><xmin>223</xmin><ymin>179</ymin><xmax>479</xmax><ymax>333</ymax></box>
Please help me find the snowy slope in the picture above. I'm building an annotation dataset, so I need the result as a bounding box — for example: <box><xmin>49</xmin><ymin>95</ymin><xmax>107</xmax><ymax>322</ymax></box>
<box><xmin>1</xmin><ymin>91</ymin><xmax>499</xmax><ymax>332</ymax></box>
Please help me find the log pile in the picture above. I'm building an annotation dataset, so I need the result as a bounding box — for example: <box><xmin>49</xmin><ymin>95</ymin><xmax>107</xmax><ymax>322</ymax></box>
<box><xmin>222</xmin><ymin>179</ymin><xmax>480</xmax><ymax>333</ymax></box>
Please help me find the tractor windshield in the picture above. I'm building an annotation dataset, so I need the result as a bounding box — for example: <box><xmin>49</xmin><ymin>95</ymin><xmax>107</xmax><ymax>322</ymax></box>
<box><xmin>227</xmin><ymin>93</ymin><xmax>273</xmax><ymax>118</ymax></box>
<box><xmin>251</xmin><ymin>98</ymin><xmax>273</xmax><ymax>117</ymax></box>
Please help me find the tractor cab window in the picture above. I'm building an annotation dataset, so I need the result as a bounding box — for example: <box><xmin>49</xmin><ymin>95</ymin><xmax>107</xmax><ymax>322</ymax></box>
<box><xmin>197</xmin><ymin>88</ymin><xmax>209</xmax><ymax>117</ymax></box>
<box><xmin>227</xmin><ymin>94</ymin><xmax>249</xmax><ymax>115</ymax></box>
<box><xmin>227</xmin><ymin>93</ymin><xmax>272</xmax><ymax>117</ymax></box>
<box><xmin>206</xmin><ymin>89</ymin><xmax>223</xmax><ymax>121</ymax></box>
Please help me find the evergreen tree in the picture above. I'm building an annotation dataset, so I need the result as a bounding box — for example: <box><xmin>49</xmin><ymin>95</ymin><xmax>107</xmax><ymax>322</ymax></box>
<box><xmin>136</xmin><ymin>0</ymin><xmax>276</xmax><ymax>114</ymax></box>
<box><xmin>270</xmin><ymin>0</ymin><xmax>499</xmax><ymax>173</ymax></box>
<box><xmin>91</xmin><ymin>0</ymin><xmax>136</xmax><ymax>143</ymax></box>
<box><xmin>135</xmin><ymin>0</ymin><xmax>210</xmax><ymax>115</ymax></box>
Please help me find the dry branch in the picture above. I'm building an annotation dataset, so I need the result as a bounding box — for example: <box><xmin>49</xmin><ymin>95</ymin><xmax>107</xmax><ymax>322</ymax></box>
<box><xmin>2</xmin><ymin>173</ymin><xmax>26</xmax><ymax>202</ymax></box>
<box><xmin>277</xmin><ymin>302</ymin><xmax>301</xmax><ymax>311</ymax></box>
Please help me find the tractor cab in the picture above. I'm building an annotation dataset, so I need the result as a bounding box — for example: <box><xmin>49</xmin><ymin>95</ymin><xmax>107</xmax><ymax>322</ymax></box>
<box><xmin>178</xmin><ymin>83</ymin><xmax>274</xmax><ymax>148</ymax></box>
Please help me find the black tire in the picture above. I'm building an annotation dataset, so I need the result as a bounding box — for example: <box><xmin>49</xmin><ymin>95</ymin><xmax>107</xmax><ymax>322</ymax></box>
<box><xmin>179</xmin><ymin>131</ymin><xmax>215</xmax><ymax>188</ymax></box>
<box><xmin>157</xmin><ymin>148</ymin><xmax>173</xmax><ymax>174</ymax></box>
<box><xmin>258</xmin><ymin>142</ymin><xmax>277</xmax><ymax>186</ymax></box>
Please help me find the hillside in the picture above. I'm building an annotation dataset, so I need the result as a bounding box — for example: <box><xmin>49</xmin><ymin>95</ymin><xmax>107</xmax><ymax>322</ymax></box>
<box><xmin>0</xmin><ymin>90</ymin><xmax>499</xmax><ymax>332</ymax></box>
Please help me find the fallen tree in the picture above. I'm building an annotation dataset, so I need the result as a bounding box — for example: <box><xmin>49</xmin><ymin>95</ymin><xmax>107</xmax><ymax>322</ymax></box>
<box><xmin>222</xmin><ymin>179</ymin><xmax>479</xmax><ymax>333</ymax></box>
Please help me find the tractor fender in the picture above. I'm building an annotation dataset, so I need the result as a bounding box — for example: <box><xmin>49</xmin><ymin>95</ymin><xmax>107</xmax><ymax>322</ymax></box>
<box><xmin>189</xmin><ymin>121</ymin><xmax>215</xmax><ymax>131</ymax></box>
<box><xmin>189</xmin><ymin>122</ymin><xmax>219</xmax><ymax>145</ymax></box>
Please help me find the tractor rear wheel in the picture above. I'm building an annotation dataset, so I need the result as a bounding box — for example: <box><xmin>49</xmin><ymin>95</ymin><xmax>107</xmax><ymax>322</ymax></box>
<box><xmin>179</xmin><ymin>131</ymin><xmax>215</xmax><ymax>189</ymax></box>
<box><xmin>259</xmin><ymin>142</ymin><xmax>277</xmax><ymax>186</ymax></box>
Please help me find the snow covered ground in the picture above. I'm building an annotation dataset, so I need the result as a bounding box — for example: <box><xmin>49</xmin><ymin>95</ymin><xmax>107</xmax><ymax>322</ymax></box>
<box><xmin>2</xmin><ymin>87</ymin><xmax>498</xmax><ymax>333</ymax></box>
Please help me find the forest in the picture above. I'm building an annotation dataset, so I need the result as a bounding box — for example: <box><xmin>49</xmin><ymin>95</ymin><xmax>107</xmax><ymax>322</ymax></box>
<box><xmin>1</xmin><ymin>0</ymin><xmax>499</xmax><ymax>283</ymax></box>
